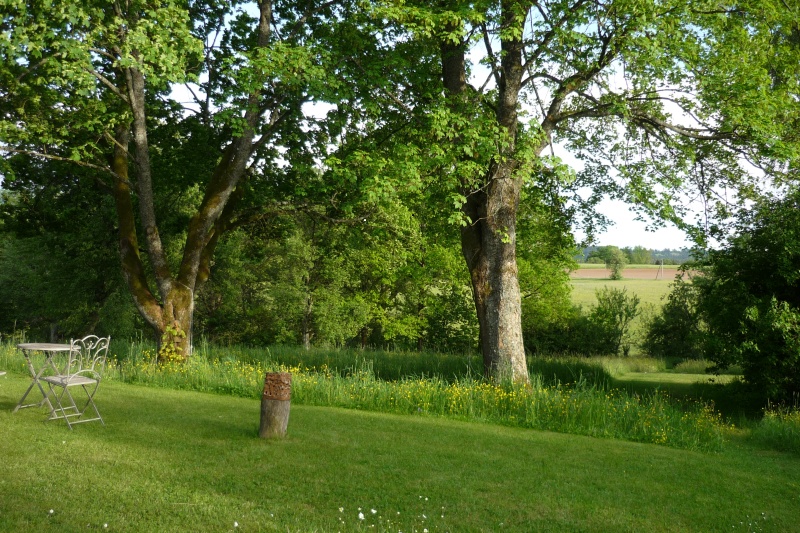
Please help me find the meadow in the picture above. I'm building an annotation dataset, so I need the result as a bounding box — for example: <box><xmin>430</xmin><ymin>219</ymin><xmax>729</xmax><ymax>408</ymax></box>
<box><xmin>569</xmin><ymin>264</ymin><xmax>685</xmax><ymax>359</ymax></box>
<box><xmin>2</xmin><ymin>302</ymin><xmax>800</xmax><ymax>531</ymax></box>
<box><xmin>1</xmin><ymin>366</ymin><xmax>800</xmax><ymax>532</ymax></box>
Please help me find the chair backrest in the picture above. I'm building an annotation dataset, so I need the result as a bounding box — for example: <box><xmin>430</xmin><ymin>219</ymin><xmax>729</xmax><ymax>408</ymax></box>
<box><xmin>65</xmin><ymin>335</ymin><xmax>111</xmax><ymax>377</ymax></box>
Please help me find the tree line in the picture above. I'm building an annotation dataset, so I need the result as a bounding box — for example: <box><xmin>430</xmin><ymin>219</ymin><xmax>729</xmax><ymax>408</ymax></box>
<box><xmin>578</xmin><ymin>246</ymin><xmax>692</xmax><ymax>265</ymax></box>
<box><xmin>1</xmin><ymin>0</ymin><xmax>798</xmax><ymax>385</ymax></box>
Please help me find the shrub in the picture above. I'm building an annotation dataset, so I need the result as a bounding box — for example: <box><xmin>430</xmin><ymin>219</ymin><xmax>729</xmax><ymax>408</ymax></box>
<box><xmin>523</xmin><ymin>287</ymin><xmax>641</xmax><ymax>357</ymax></box>
<box><xmin>588</xmin><ymin>287</ymin><xmax>641</xmax><ymax>356</ymax></box>
<box><xmin>695</xmin><ymin>189</ymin><xmax>800</xmax><ymax>403</ymax></box>
<box><xmin>642</xmin><ymin>277</ymin><xmax>705</xmax><ymax>359</ymax></box>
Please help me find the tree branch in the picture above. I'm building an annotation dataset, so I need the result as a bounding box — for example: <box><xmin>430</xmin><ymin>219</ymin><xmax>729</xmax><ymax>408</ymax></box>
<box><xmin>84</xmin><ymin>67</ymin><xmax>129</xmax><ymax>102</ymax></box>
<box><xmin>0</xmin><ymin>146</ymin><xmax>119</xmax><ymax>180</ymax></box>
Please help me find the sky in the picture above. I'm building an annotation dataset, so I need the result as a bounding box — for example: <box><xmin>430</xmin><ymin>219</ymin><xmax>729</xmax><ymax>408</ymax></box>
<box><xmin>574</xmin><ymin>197</ymin><xmax>693</xmax><ymax>250</ymax></box>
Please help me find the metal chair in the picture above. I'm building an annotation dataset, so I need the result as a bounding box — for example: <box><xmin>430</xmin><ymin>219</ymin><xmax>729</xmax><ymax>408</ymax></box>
<box><xmin>41</xmin><ymin>335</ymin><xmax>110</xmax><ymax>429</ymax></box>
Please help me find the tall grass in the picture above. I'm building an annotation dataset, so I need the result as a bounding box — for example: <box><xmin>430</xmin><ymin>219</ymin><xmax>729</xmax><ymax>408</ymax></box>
<box><xmin>102</xmin><ymin>344</ymin><xmax>728</xmax><ymax>451</ymax></box>
<box><xmin>749</xmin><ymin>406</ymin><xmax>800</xmax><ymax>454</ymax></box>
<box><xmin>12</xmin><ymin>339</ymin><xmax>799</xmax><ymax>453</ymax></box>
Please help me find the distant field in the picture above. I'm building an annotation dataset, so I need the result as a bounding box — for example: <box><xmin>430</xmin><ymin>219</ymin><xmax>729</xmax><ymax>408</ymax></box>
<box><xmin>570</xmin><ymin>275</ymin><xmax>676</xmax><ymax>309</ymax></box>
<box><xmin>572</xmin><ymin>263</ymin><xmax>682</xmax><ymax>279</ymax></box>
<box><xmin>569</xmin><ymin>267</ymin><xmax>682</xmax><ymax>353</ymax></box>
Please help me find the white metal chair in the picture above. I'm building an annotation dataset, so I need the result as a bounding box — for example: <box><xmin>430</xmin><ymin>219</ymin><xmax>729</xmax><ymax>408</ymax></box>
<box><xmin>41</xmin><ymin>335</ymin><xmax>110</xmax><ymax>429</ymax></box>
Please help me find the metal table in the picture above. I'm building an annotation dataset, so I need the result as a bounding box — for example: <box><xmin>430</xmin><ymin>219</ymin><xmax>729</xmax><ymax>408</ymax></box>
<box><xmin>14</xmin><ymin>343</ymin><xmax>76</xmax><ymax>413</ymax></box>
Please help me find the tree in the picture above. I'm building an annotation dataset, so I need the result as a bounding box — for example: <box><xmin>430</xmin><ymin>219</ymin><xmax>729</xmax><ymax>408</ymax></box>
<box><xmin>0</xmin><ymin>1</ymin><xmax>366</xmax><ymax>360</ymax></box>
<box><xmin>645</xmin><ymin>189</ymin><xmax>800</xmax><ymax>402</ymax></box>
<box><xmin>371</xmin><ymin>0</ymin><xmax>799</xmax><ymax>383</ymax></box>
<box><xmin>588</xmin><ymin>246</ymin><xmax>628</xmax><ymax>280</ymax></box>
<box><xmin>588</xmin><ymin>287</ymin><xmax>640</xmax><ymax>356</ymax></box>
<box><xmin>642</xmin><ymin>276</ymin><xmax>705</xmax><ymax>360</ymax></box>
<box><xmin>695</xmin><ymin>189</ymin><xmax>800</xmax><ymax>403</ymax></box>
<box><xmin>0</xmin><ymin>158</ymin><xmax>142</xmax><ymax>340</ymax></box>
<box><xmin>625</xmin><ymin>246</ymin><xmax>654</xmax><ymax>265</ymax></box>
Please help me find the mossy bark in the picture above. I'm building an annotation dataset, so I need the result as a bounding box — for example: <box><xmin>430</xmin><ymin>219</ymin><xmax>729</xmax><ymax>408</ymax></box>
<box><xmin>106</xmin><ymin>1</ymin><xmax>274</xmax><ymax>362</ymax></box>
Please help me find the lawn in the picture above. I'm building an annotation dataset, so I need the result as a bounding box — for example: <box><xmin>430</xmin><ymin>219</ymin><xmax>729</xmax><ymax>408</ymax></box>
<box><xmin>1</xmin><ymin>372</ymin><xmax>799</xmax><ymax>532</ymax></box>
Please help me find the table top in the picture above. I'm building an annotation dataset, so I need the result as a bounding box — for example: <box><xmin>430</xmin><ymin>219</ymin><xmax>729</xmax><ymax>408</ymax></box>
<box><xmin>17</xmin><ymin>343</ymin><xmax>74</xmax><ymax>352</ymax></box>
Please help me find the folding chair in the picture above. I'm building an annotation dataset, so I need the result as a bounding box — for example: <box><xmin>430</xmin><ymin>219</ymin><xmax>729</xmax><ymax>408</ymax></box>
<box><xmin>41</xmin><ymin>335</ymin><xmax>110</xmax><ymax>429</ymax></box>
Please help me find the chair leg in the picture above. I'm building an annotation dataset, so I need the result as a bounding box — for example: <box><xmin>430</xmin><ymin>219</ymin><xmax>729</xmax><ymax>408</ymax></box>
<box><xmin>45</xmin><ymin>384</ymin><xmax>78</xmax><ymax>429</ymax></box>
<box><xmin>74</xmin><ymin>384</ymin><xmax>104</xmax><ymax>426</ymax></box>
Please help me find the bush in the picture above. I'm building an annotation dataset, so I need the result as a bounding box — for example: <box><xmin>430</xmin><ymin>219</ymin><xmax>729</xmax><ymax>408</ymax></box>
<box><xmin>589</xmin><ymin>287</ymin><xmax>641</xmax><ymax>355</ymax></box>
<box><xmin>524</xmin><ymin>287</ymin><xmax>640</xmax><ymax>357</ymax></box>
<box><xmin>650</xmin><ymin>189</ymin><xmax>800</xmax><ymax>404</ymax></box>
<box><xmin>642</xmin><ymin>277</ymin><xmax>705</xmax><ymax>359</ymax></box>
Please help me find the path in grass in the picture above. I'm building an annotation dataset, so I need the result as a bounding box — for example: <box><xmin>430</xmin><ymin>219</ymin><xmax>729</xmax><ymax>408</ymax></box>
<box><xmin>1</xmin><ymin>374</ymin><xmax>798</xmax><ymax>532</ymax></box>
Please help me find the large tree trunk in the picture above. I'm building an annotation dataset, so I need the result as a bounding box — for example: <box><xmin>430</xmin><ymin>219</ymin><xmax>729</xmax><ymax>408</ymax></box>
<box><xmin>460</xmin><ymin>164</ymin><xmax>528</xmax><ymax>383</ymax></box>
<box><xmin>158</xmin><ymin>285</ymin><xmax>194</xmax><ymax>361</ymax></box>
<box><xmin>440</xmin><ymin>5</ymin><xmax>530</xmax><ymax>384</ymax></box>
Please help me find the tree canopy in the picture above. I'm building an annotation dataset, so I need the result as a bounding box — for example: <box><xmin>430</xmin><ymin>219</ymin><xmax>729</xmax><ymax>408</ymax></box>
<box><xmin>1</xmin><ymin>0</ymin><xmax>798</xmax><ymax>384</ymax></box>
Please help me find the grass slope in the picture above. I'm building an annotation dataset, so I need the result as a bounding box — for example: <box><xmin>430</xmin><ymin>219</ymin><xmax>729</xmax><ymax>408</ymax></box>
<box><xmin>1</xmin><ymin>374</ymin><xmax>798</xmax><ymax>532</ymax></box>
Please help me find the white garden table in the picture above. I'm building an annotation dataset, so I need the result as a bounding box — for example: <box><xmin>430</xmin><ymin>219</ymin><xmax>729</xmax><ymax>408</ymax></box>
<box><xmin>13</xmin><ymin>343</ymin><xmax>75</xmax><ymax>413</ymax></box>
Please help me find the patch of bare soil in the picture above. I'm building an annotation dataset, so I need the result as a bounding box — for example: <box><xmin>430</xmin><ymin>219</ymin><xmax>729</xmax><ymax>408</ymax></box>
<box><xmin>570</xmin><ymin>268</ymin><xmax>677</xmax><ymax>280</ymax></box>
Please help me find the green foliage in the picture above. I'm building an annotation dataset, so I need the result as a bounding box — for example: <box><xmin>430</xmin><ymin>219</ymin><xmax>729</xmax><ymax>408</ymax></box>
<box><xmin>646</xmin><ymin>190</ymin><xmax>800</xmax><ymax>403</ymax></box>
<box><xmin>524</xmin><ymin>287</ymin><xmax>641</xmax><ymax>357</ymax></box>
<box><xmin>695</xmin><ymin>190</ymin><xmax>800</xmax><ymax>403</ymax></box>
<box><xmin>642</xmin><ymin>277</ymin><xmax>705</xmax><ymax>359</ymax></box>
<box><xmin>624</xmin><ymin>245</ymin><xmax>654</xmax><ymax>265</ymax></box>
<box><xmin>0</xmin><ymin>164</ymin><xmax>143</xmax><ymax>340</ymax></box>
<box><xmin>588</xmin><ymin>287</ymin><xmax>641</xmax><ymax>356</ymax></box>
<box><xmin>587</xmin><ymin>246</ymin><xmax>628</xmax><ymax>279</ymax></box>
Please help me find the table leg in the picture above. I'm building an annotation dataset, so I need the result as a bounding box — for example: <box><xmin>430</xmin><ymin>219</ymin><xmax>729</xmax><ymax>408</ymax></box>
<box><xmin>14</xmin><ymin>352</ymin><xmax>56</xmax><ymax>413</ymax></box>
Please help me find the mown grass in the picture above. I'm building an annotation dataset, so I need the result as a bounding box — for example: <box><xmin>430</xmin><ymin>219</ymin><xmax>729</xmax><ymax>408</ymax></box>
<box><xmin>1</xmin><ymin>341</ymin><xmax>726</xmax><ymax>451</ymax></box>
<box><xmin>1</xmin><ymin>373</ymin><xmax>800</xmax><ymax>532</ymax></box>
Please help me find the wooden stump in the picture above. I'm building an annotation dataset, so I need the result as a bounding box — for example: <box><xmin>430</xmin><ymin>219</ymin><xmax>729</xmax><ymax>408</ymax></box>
<box><xmin>259</xmin><ymin>372</ymin><xmax>291</xmax><ymax>439</ymax></box>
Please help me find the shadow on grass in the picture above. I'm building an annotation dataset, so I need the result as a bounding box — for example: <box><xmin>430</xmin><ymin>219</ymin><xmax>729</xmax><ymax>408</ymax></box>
<box><xmin>528</xmin><ymin>358</ymin><xmax>614</xmax><ymax>388</ymax></box>
<box><xmin>610</xmin><ymin>377</ymin><xmax>764</xmax><ymax>420</ymax></box>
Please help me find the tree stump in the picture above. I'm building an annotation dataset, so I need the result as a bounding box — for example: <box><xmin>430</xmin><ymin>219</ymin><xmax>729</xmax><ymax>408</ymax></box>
<box><xmin>259</xmin><ymin>372</ymin><xmax>291</xmax><ymax>438</ymax></box>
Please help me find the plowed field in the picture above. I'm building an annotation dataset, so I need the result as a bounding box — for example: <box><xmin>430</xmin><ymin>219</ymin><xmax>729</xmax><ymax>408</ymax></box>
<box><xmin>570</xmin><ymin>267</ymin><xmax>679</xmax><ymax>279</ymax></box>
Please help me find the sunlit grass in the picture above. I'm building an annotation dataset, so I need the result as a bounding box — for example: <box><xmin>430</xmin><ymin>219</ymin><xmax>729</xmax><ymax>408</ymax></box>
<box><xmin>2</xmin><ymin>339</ymin><xmax>795</xmax><ymax>455</ymax></box>
<box><xmin>2</xmin><ymin>376</ymin><xmax>799</xmax><ymax>532</ymax></box>
<box><xmin>101</xmin><ymin>346</ymin><xmax>729</xmax><ymax>451</ymax></box>
<box><xmin>570</xmin><ymin>278</ymin><xmax>674</xmax><ymax>309</ymax></box>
